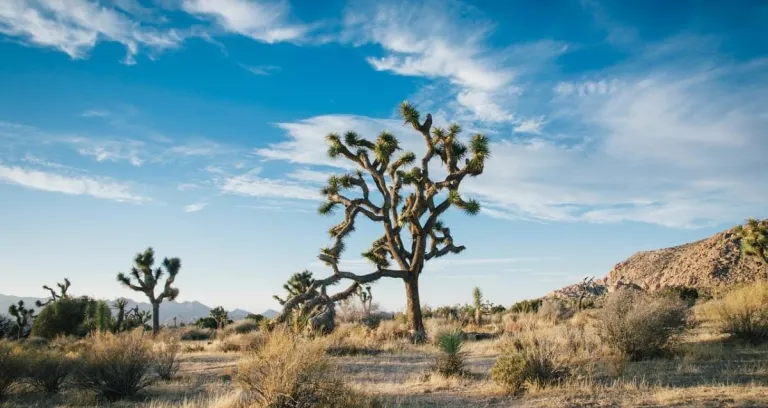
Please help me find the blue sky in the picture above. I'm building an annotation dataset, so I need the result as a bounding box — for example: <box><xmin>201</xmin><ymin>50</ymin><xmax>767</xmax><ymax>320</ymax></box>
<box><xmin>1</xmin><ymin>0</ymin><xmax>766</xmax><ymax>313</ymax></box>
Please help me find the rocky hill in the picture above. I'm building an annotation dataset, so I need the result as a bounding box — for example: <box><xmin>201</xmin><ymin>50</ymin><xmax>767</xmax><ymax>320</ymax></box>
<box><xmin>551</xmin><ymin>221</ymin><xmax>767</xmax><ymax>299</ymax></box>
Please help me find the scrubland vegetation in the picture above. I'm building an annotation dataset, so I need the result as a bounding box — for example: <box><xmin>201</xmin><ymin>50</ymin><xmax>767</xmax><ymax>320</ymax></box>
<box><xmin>1</xmin><ymin>282</ymin><xmax>768</xmax><ymax>407</ymax></box>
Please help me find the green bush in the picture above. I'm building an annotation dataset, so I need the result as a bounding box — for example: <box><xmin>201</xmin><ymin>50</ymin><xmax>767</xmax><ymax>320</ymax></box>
<box><xmin>0</xmin><ymin>341</ymin><xmax>26</xmax><ymax>398</ymax></box>
<box><xmin>180</xmin><ymin>327</ymin><xmax>215</xmax><ymax>341</ymax></box>
<box><xmin>434</xmin><ymin>329</ymin><xmax>466</xmax><ymax>377</ymax></box>
<box><xmin>597</xmin><ymin>289</ymin><xmax>688</xmax><ymax>361</ymax></box>
<box><xmin>31</xmin><ymin>297</ymin><xmax>92</xmax><ymax>339</ymax></box>
<box><xmin>509</xmin><ymin>299</ymin><xmax>542</xmax><ymax>314</ymax></box>
<box><xmin>661</xmin><ymin>286</ymin><xmax>699</xmax><ymax>306</ymax></box>
<box><xmin>195</xmin><ymin>316</ymin><xmax>218</xmax><ymax>329</ymax></box>
<box><xmin>24</xmin><ymin>350</ymin><xmax>76</xmax><ymax>393</ymax></box>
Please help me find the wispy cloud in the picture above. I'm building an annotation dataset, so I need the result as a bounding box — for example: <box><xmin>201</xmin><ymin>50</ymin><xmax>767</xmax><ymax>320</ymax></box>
<box><xmin>240</xmin><ymin>64</ymin><xmax>280</xmax><ymax>76</ymax></box>
<box><xmin>220</xmin><ymin>168</ymin><xmax>321</xmax><ymax>201</ymax></box>
<box><xmin>177</xmin><ymin>183</ymin><xmax>199</xmax><ymax>191</ymax></box>
<box><xmin>181</xmin><ymin>0</ymin><xmax>310</xmax><ymax>44</ymax></box>
<box><xmin>0</xmin><ymin>0</ymin><xmax>185</xmax><ymax>64</ymax></box>
<box><xmin>183</xmin><ymin>202</ymin><xmax>207</xmax><ymax>213</ymax></box>
<box><xmin>0</xmin><ymin>164</ymin><xmax>147</xmax><ymax>203</ymax></box>
<box><xmin>342</xmin><ymin>0</ymin><xmax>566</xmax><ymax>127</ymax></box>
<box><xmin>81</xmin><ymin>109</ymin><xmax>111</xmax><ymax>118</ymax></box>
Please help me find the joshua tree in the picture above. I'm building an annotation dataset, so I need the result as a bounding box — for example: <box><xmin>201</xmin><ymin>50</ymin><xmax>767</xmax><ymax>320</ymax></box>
<box><xmin>8</xmin><ymin>300</ymin><xmax>35</xmax><ymax>339</ymax></box>
<box><xmin>576</xmin><ymin>277</ymin><xmax>596</xmax><ymax>311</ymax></box>
<box><xmin>472</xmin><ymin>287</ymin><xmax>483</xmax><ymax>325</ymax></box>
<box><xmin>35</xmin><ymin>278</ymin><xmax>71</xmax><ymax>307</ymax></box>
<box><xmin>210</xmin><ymin>306</ymin><xmax>229</xmax><ymax>329</ymax></box>
<box><xmin>734</xmin><ymin>218</ymin><xmax>768</xmax><ymax>264</ymax></box>
<box><xmin>112</xmin><ymin>298</ymin><xmax>128</xmax><ymax>333</ymax></box>
<box><xmin>273</xmin><ymin>270</ymin><xmax>317</xmax><ymax>306</ymax></box>
<box><xmin>117</xmin><ymin>247</ymin><xmax>181</xmax><ymax>335</ymax></box>
<box><xmin>274</xmin><ymin>101</ymin><xmax>489</xmax><ymax>339</ymax></box>
<box><xmin>356</xmin><ymin>285</ymin><xmax>373</xmax><ymax>315</ymax></box>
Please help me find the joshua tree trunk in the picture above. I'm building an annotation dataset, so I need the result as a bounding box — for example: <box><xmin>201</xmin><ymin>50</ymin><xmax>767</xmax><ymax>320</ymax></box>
<box><xmin>405</xmin><ymin>275</ymin><xmax>424</xmax><ymax>335</ymax></box>
<box><xmin>152</xmin><ymin>302</ymin><xmax>160</xmax><ymax>335</ymax></box>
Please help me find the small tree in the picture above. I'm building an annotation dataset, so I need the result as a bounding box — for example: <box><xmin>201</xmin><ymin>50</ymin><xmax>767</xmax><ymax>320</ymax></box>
<box><xmin>210</xmin><ymin>307</ymin><xmax>229</xmax><ymax>330</ymax></box>
<box><xmin>35</xmin><ymin>278</ymin><xmax>71</xmax><ymax>307</ymax></box>
<box><xmin>117</xmin><ymin>247</ymin><xmax>181</xmax><ymax>335</ymax></box>
<box><xmin>356</xmin><ymin>285</ymin><xmax>373</xmax><ymax>316</ymax></box>
<box><xmin>274</xmin><ymin>101</ymin><xmax>489</xmax><ymax>339</ymax></box>
<box><xmin>734</xmin><ymin>218</ymin><xmax>768</xmax><ymax>265</ymax></box>
<box><xmin>273</xmin><ymin>271</ymin><xmax>316</xmax><ymax>306</ymax></box>
<box><xmin>473</xmin><ymin>287</ymin><xmax>483</xmax><ymax>325</ymax></box>
<box><xmin>8</xmin><ymin>301</ymin><xmax>34</xmax><ymax>339</ymax></box>
<box><xmin>113</xmin><ymin>298</ymin><xmax>128</xmax><ymax>333</ymax></box>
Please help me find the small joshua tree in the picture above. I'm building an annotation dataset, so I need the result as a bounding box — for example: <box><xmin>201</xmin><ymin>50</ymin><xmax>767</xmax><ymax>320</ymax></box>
<box><xmin>113</xmin><ymin>298</ymin><xmax>128</xmax><ymax>333</ymax></box>
<box><xmin>210</xmin><ymin>307</ymin><xmax>229</xmax><ymax>330</ymax></box>
<box><xmin>273</xmin><ymin>271</ymin><xmax>317</xmax><ymax>306</ymax></box>
<box><xmin>274</xmin><ymin>101</ymin><xmax>489</xmax><ymax>340</ymax></box>
<box><xmin>8</xmin><ymin>300</ymin><xmax>35</xmax><ymax>339</ymax></box>
<box><xmin>356</xmin><ymin>285</ymin><xmax>373</xmax><ymax>316</ymax></box>
<box><xmin>734</xmin><ymin>218</ymin><xmax>768</xmax><ymax>265</ymax></box>
<box><xmin>473</xmin><ymin>287</ymin><xmax>483</xmax><ymax>325</ymax></box>
<box><xmin>35</xmin><ymin>278</ymin><xmax>71</xmax><ymax>307</ymax></box>
<box><xmin>117</xmin><ymin>247</ymin><xmax>181</xmax><ymax>335</ymax></box>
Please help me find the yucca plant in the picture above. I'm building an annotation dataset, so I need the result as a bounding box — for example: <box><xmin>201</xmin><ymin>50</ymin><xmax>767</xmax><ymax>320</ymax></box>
<box><xmin>435</xmin><ymin>329</ymin><xmax>467</xmax><ymax>376</ymax></box>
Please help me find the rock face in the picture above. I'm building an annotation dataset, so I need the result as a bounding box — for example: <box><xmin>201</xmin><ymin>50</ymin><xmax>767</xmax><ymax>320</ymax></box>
<box><xmin>550</xmin><ymin>222</ymin><xmax>767</xmax><ymax>299</ymax></box>
<box><xmin>605</xmin><ymin>226</ymin><xmax>767</xmax><ymax>293</ymax></box>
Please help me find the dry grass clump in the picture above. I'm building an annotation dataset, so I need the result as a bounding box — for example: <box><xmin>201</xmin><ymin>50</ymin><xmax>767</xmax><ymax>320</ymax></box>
<box><xmin>154</xmin><ymin>337</ymin><xmax>181</xmax><ymax>381</ymax></box>
<box><xmin>372</xmin><ymin>320</ymin><xmax>411</xmax><ymax>342</ymax></box>
<box><xmin>323</xmin><ymin>324</ymin><xmax>383</xmax><ymax>356</ymax></box>
<box><xmin>234</xmin><ymin>329</ymin><xmax>379</xmax><ymax>407</ymax></box>
<box><xmin>23</xmin><ymin>349</ymin><xmax>77</xmax><ymax>393</ymax></box>
<box><xmin>708</xmin><ymin>282</ymin><xmax>768</xmax><ymax>343</ymax></box>
<box><xmin>537</xmin><ymin>299</ymin><xmax>574</xmax><ymax>323</ymax></box>
<box><xmin>221</xmin><ymin>320</ymin><xmax>260</xmax><ymax>336</ymax></box>
<box><xmin>76</xmin><ymin>330</ymin><xmax>157</xmax><ymax>400</ymax></box>
<box><xmin>0</xmin><ymin>341</ymin><xmax>26</xmax><ymax>398</ymax></box>
<box><xmin>216</xmin><ymin>332</ymin><xmax>265</xmax><ymax>353</ymax></box>
<box><xmin>491</xmin><ymin>331</ymin><xmax>570</xmax><ymax>394</ymax></box>
<box><xmin>179</xmin><ymin>327</ymin><xmax>215</xmax><ymax>341</ymax></box>
<box><xmin>596</xmin><ymin>289</ymin><xmax>688</xmax><ymax>361</ymax></box>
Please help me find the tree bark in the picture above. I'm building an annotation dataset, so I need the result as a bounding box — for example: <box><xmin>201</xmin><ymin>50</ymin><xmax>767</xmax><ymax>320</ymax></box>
<box><xmin>152</xmin><ymin>302</ymin><xmax>160</xmax><ymax>335</ymax></box>
<box><xmin>404</xmin><ymin>274</ymin><xmax>425</xmax><ymax>340</ymax></box>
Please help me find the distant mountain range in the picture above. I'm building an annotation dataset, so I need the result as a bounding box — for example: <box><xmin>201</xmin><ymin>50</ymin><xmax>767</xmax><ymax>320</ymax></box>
<box><xmin>0</xmin><ymin>294</ymin><xmax>279</xmax><ymax>325</ymax></box>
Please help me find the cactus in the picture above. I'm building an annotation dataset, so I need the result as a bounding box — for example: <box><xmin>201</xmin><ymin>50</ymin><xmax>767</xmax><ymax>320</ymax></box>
<box><xmin>273</xmin><ymin>101</ymin><xmax>490</xmax><ymax>340</ymax></box>
<box><xmin>112</xmin><ymin>298</ymin><xmax>127</xmax><ymax>333</ymax></box>
<box><xmin>117</xmin><ymin>247</ymin><xmax>181</xmax><ymax>335</ymax></box>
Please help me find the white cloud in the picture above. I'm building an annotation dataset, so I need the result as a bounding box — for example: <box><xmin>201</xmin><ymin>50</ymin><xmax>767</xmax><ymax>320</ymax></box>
<box><xmin>286</xmin><ymin>169</ymin><xmax>334</xmax><ymax>184</ymax></box>
<box><xmin>183</xmin><ymin>202</ymin><xmax>207</xmax><ymax>212</ymax></box>
<box><xmin>554</xmin><ymin>79</ymin><xmax>622</xmax><ymax>97</ymax></box>
<box><xmin>220</xmin><ymin>168</ymin><xmax>321</xmax><ymax>201</ymax></box>
<box><xmin>181</xmin><ymin>0</ymin><xmax>309</xmax><ymax>43</ymax></box>
<box><xmin>177</xmin><ymin>183</ymin><xmax>199</xmax><ymax>191</ymax></box>
<box><xmin>0</xmin><ymin>0</ymin><xmax>184</xmax><ymax>63</ymax></box>
<box><xmin>81</xmin><ymin>109</ymin><xmax>111</xmax><ymax>118</ymax></box>
<box><xmin>0</xmin><ymin>164</ymin><xmax>147</xmax><ymax>203</ymax></box>
<box><xmin>241</xmin><ymin>64</ymin><xmax>280</xmax><ymax>76</ymax></box>
<box><xmin>342</xmin><ymin>1</ymin><xmax>565</xmax><ymax>126</ymax></box>
<box><xmin>512</xmin><ymin>117</ymin><xmax>546</xmax><ymax>134</ymax></box>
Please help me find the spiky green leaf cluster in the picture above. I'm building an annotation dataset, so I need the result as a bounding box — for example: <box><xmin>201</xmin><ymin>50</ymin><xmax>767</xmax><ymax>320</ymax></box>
<box><xmin>399</xmin><ymin>101</ymin><xmax>420</xmax><ymax>127</ymax></box>
<box><xmin>374</xmin><ymin>131</ymin><xmax>400</xmax><ymax>162</ymax></box>
<box><xmin>318</xmin><ymin>201</ymin><xmax>337</xmax><ymax>215</ymax></box>
<box><xmin>734</xmin><ymin>218</ymin><xmax>768</xmax><ymax>261</ymax></box>
<box><xmin>448</xmin><ymin>190</ymin><xmax>481</xmax><ymax>215</ymax></box>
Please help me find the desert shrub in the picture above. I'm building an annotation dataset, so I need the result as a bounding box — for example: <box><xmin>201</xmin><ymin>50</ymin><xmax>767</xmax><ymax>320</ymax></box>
<box><xmin>31</xmin><ymin>297</ymin><xmax>92</xmax><ymax>339</ymax></box>
<box><xmin>223</xmin><ymin>319</ymin><xmax>260</xmax><ymax>336</ymax></box>
<box><xmin>217</xmin><ymin>338</ymin><xmax>242</xmax><ymax>353</ymax></box>
<box><xmin>246</xmin><ymin>313</ymin><xmax>265</xmax><ymax>323</ymax></box>
<box><xmin>596</xmin><ymin>289</ymin><xmax>688</xmax><ymax>361</ymax></box>
<box><xmin>182</xmin><ymin>343</ymin><xmax>206</xmax><ymax>353</ymax></box>
<box><xmin>434</xmin><ymin>329</ymin><xmax>467</xmax><ymax>376</ymax></box>
<box><xmin>22</xmin><ymin>336</ymin><xmax>50</xmax><ymax>349</ymax></box>
<box><xmin>76</xmin><ymin>330</ymin><xmax>157</xmax><ymax>400</ymax></box>
<box><xmin>235</xmin><ymin>329</ymin><xmax>370</xmax><ymax>407</ymax></box>
<box><xmin>537</xmin><ymin>299</ymin><xmax>573</xmax><ymax>322</ymax></box>
<box><xmin>661</xmin><ymin>285</ymin><xmax>699</xmax><ymax>306</ymax></box>
<box><xmin>154</xmin><ymin>337</ymin><xmax>181</xmax><ymax>381</ymax></box>
<box><xmin>509</xmin><ymin>298</ymin><xmax>542</xmax><ymax>314</ymax></box>
<box><xmin>179</xmin><ymin>327</ymin><xmax>215</xmax><ymax>341</ymax></box>
<box><xmin>0</xmin><ymin>341</ymin><xmax>26</xmax><ymax>398</ymax></box>
<box><xmin>49</xmin><ymin>335</ymin><xmax>88</xmax><ymax>354</ymax></box>
<box><xmin>359</xmin><ymin>313</ymin><xmax>384</xmax><ymax>330</ymax></box>
<box><xmin>711</xmin><ymin>282</ymin><xmax>768</xmax><ymax>343</ymax></box>
<box><xmin>195</xmin><ymin>316</ymin><xmax>218</xmax><ymax>330</ymax></box>
<box><xmin>23</xmin><ymin>349</ymin><xmax>76</xmax><ymax>393</ymax></box>
<box><xmin>0</xmin><ymin>316</ymin><xmax>13</xmax><ymax>339</ymax></box>
<box><xmin>491</xmin><ymin>334</ymin><xmax>569</xmax><ymax>394</ymax></box>
<box><xmin>373</xmin><ymin>320</ymin><xmax>410</xmax><ymax>342</ymax></box>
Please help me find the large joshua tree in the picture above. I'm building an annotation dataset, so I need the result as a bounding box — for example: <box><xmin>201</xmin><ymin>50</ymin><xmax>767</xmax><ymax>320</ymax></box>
<box><xmin>274</xmin><ymin>101</ymin><xmax>489</xmax><ymax>338</ymax></box>
<box><xmin>116</xmin><ymin>247</ymin><xmax>181</xmax><ymax>335</ymax></box>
